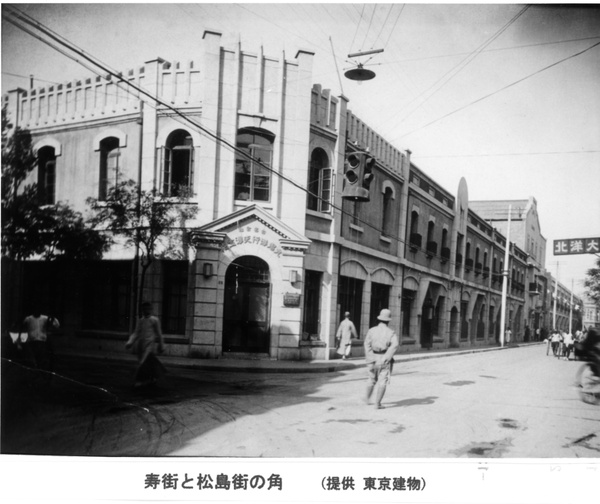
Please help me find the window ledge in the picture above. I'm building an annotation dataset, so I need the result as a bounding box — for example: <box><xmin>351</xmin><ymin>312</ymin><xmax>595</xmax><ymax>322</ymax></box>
<box><xmin>380</xmin><ymin>235</ymin><xmax>392</xmax><ymax>244</ymax></box>
<box><xmin>235</xmin><ymin>200</ymin><xmax>273</xmax><ymax>210</ymax></box>
<box><xmin>155</xmin><ymin>198</ymin><xmax>198</xmax><ymax>205</ymax></box>
<box><xmin>306</xmin><ymin>209</ymin><xmax>333</xmax><ymax>221</ymax></box>
<box><xmin>349</xmin><ymin>223</ymin><xmax>364</xmax><ymax>233</ymax></box>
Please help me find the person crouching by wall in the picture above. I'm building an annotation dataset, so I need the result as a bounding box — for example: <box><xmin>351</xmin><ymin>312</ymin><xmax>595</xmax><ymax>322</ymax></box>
<box><xmin>126</xmin><ymin>302</ymin><xmax>166</xmax><ymax>388</ymax></box>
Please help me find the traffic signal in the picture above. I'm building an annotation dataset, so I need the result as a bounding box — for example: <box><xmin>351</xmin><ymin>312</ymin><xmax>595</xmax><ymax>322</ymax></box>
<box><xmin>342</xmin><ymin>151</ymin><xmax>375</xmax><ymax>201</ymax></box>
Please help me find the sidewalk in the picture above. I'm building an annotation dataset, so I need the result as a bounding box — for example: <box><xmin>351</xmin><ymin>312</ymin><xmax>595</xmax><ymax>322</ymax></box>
<box><xmin>56</xmin><ymin>342</ymin><xmax>542</xmax><ymax>374</ymax></box>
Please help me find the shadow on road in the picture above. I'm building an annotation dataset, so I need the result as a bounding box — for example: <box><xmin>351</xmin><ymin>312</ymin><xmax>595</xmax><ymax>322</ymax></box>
<box><xmin>1</xmin><ymin>354</ymin><xmax>338</xmax><ymax>456</ymax></box>
<box><xmin>385</xmin><ymin>396</ymin><xmax>439</xmax><ymax>409</ymax></box>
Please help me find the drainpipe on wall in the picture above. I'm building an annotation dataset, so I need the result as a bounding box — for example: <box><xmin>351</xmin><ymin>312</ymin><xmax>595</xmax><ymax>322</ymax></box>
<box><xmin>129</xmin><ymin>102</ymin><xmax>144</xmax><ymax>333</ymax></box>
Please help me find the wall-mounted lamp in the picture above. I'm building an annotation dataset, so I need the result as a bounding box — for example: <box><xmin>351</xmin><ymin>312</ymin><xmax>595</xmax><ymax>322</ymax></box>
<box><xmin>289</xmin><ymin>270</ymin><xmax>298</xmax><ymax>283</ymax></box>
<box><xmin>203</xmin><ymin>263</ymin><xmax>214</xmax><ymax>278</ymax></box>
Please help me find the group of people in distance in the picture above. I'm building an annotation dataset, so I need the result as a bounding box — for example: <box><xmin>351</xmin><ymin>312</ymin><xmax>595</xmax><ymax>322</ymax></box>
<box><xmin>547</xmin><ymin>328</ymin><xmax>582</xmax><ymax>360</ymax></box>
<box><xmin>7</xmin><ymin>301</ymin><xmax>166</xmax><ymax>389</ymax></box>
<box><xmin>546</xmin><ymin>327</ymin><xmax>600</xmax><ymax>371</ymax></box>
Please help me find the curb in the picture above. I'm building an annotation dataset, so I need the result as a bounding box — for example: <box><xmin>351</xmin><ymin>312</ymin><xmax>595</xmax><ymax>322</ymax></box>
<box><xmin>56</xmin><ymin>343</ymin><xmax>541</xmax><ymax>374</ymax></box>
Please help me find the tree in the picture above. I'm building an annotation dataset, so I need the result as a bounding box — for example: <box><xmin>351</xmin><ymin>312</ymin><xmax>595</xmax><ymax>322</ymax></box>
<box><xmin>86</xmin><ymin>179</ymin><xmax>198</xmax><ymax>314</ymax></box>
<box><xmin>584</xmin><ymin>256</ymin><xmax>600</xmax><ymax>309</ymax></box>
<box><xmin>1</xmin><ymin>106</ymin><xmax>110</xmax><ymax>261</ymax></box>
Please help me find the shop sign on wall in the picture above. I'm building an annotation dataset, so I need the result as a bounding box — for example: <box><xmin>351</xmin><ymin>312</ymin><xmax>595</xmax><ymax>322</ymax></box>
<box><xmin>283</xmin><ymin>293</ymin><xmax>301</xmax><ymax>307</ymax></box>
<box><xmin>221</xmin><ymin>225</ymin><xmax>284</xmax><ymax>257</ymax></box>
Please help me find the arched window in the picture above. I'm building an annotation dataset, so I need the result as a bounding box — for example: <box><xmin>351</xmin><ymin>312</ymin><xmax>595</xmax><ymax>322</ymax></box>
<box><xmin>99</xmin><ymin>137</ymin><xmax>120</xmax><ymax>201</ymax></box>
<box><xmin>409</xmin><ymin>210</ymin><xmax>421</xmax><ymax>248</ymax></box>
<box><xmin>426</xmin><ymin>220</ymin><xmax>437</xmax><ymax>255</ymax></box>
<box><xmin>427</xmin><ymin>220</ymin><xmax>435</xmax><ymax>244</ymax></box>
<box><xmin>37</xmin><ymin>146</ymin><xmax>56</xmax><ymax>205</ymax></box>
<box><xmin>235</xmin><ymin>128</ymin><xmax>274</xmax><ymax>202</ymax></box>
<box><xmin>163</xmin><ymin>129</ymin><xmax>193</xmax><ymax>197</ymax></box>
<box><xmin>381</xmin><ymin>186</ymin><xmax>394</xmax><ymax>236</ymax></box>
<box><xmin>410</xmin><ymin>210</ymin><xmax>419</xmax><ymax>236</ymax></box>
<box><xmin>307</xmin><ymin>148</ymin><xmax>332</xmax><ymax>212</ymax></box>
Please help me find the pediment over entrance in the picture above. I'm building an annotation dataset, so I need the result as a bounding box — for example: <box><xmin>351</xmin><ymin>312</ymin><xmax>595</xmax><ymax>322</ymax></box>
<box><xmin>190</xmin><ymin>204</ymin><xmax>311</xmax><ymax>254</ymax></box>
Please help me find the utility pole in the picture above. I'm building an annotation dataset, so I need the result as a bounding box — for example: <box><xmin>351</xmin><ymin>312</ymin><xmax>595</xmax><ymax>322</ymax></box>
<box><xmin>500</xmin><ymin>205</ymin><xmax>511</xmax><ymax>347</ymax></box>
<box><xmin>552</xmin><ymin>262</ymin><xmax>559</xmax><ymax>330</ymax></box>
<box><xmin>569</xmin><ymin>278</ymin><xmax>574</xmax><ymax>335</ymax></box>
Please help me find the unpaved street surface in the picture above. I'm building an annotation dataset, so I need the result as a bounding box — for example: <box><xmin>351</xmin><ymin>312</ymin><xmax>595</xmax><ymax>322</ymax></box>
<box><xmin>2</xmin><ymin>345</ymin><xmax>599</xmax><ymax>457</ymax></box>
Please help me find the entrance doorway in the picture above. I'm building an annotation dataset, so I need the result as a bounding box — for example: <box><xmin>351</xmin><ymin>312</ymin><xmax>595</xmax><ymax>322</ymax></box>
<box><xmin>223</xmin><ymin>256</ymin><xmax>271</xmax><ymax>353</ymax></box>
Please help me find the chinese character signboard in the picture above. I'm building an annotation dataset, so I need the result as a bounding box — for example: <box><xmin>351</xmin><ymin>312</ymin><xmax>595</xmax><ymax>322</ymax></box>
<box><xmin>553</xmin><ymin>237</ymin><xmax>600</xmax><ymax>255</ymax></box>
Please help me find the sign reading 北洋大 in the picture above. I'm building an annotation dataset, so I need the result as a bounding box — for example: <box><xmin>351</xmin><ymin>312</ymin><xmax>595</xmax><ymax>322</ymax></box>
<box><xmin>553</xmin><ymin>237</ymin><xmax>600</xmax><ymax>255</ymax></box>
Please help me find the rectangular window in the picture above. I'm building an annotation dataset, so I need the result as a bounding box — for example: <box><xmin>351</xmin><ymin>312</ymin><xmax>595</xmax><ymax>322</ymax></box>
<box><xmin>302</xmin><ymin>270</ymin><xmax>322</xmax><ymax>338</ymax></box>
<box><xmin>234</xmin><ymin>134</ymin><xmax>272</xmax><ymax>203</ymax></box>
<box><xmin>162</xmin><ymin>260</ymin><xmax>188</xmax><ymax>335</ymax></box>
<box><xmin>338</xmin><ymin>276</ymin><xmax>364</xmax><ymax>337</ymax></box>
<box><xmin>320</xmin><ymin>95</ymin><xmax>328</xmax><ymax>125</ymax></box>
<box><xmin>370</xmin><ymin>283</ymin><xmax>390</xmax><ymax>329</ymax></box>
<box><xmin>83</xmin><ymin>261</ymin><xmax>131</xmax><ymax>332</ymax></box>
<box><xmin>402</xmin><ymin>289</ymin><xmax>416</xmax><ymax>337</ymax></box>
<box><xmin>311</xmin><ymin>92</ymin><xmax>318</xmax><ymax>122</ymax></box>
<box><xmin>329</xmin><ymin>100</ymin><xmax>337</xmax><ymax>129</ymax></box>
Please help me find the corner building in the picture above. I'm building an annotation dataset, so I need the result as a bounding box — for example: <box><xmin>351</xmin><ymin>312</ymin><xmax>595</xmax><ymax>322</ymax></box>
<box><xmin>3</xmin><ymin>31</ymin><xmax>577</xmax><ymax>360</ymax></box>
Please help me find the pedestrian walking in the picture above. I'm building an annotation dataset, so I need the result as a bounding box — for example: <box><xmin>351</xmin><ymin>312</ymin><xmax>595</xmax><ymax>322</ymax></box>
<box><xmin>562</xmin><ymin>332</ymin><xmax>574</xmax><ymax>360</ymax></box>
<box><xmin>364</xmin><ymin>308</ymin><xmax>399</xmax><ymax>410</ymax></box>
<box><xmin>18</xmin><ymin>308</ymin><xmax>60</xmax><ymax>372</ymax></box>
<box><xmin>125</xmin><ymin>302</ymin><xmax>166</xmax><ymax>388</ymax></box>
<box><xmin>551</xmin><ymin>329</ymin><xmax>561</xmax><ymax>356</ymax></box>
<box><xmin>335</xmin><ymin>311</ymin><xmax>358</xmax><ymax>360</ymax></box>
<box><xmin>504</xmin><ymin>327</ymin><xmax>512</xmax><ymax>345</ymax></box>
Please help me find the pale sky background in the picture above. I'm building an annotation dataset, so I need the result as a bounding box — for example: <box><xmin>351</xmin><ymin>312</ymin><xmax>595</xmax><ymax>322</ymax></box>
<box><xmin>2</xmin><ymin>2</ymin><xmax>599</xmax><ymax>295</ymax></box>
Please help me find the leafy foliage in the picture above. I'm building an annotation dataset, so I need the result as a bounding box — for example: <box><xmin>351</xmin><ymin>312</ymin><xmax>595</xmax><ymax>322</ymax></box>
<box><xmin>584</xmin><ymin>257</ymin><xmax>600</xmax><ymax>308</ymax></box>
<box><xmin>1</xmin><ymin>107</ymin><xmax>109</xmax><ymax>260</ymax></box>
<box><xmin>86</xmin><ymin>179</ymin><xmax>198</xmax><ymax>266</ymax></box>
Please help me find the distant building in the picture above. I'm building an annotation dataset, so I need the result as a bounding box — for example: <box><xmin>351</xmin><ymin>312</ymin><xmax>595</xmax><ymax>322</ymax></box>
<box><xmin>2</xmin><ymin>30</ymin><xmax>582</xmax><ymax>360</ymax></box>
<box><xmin>469</xmin><ymin>199</ymin><xmax>549</xmax><ymax>339</ymax></box>
<box><xmin>583</xmin><ymin>295</ymin><xmax>600</xmax><ymax>330</ymax></box>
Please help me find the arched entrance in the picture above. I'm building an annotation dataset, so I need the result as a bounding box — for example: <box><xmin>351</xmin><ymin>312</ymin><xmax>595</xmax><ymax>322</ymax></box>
<box><xmin>223</xmin><ymin>256</ymin><xmax>271</xmax><ymax>353</ymax></box>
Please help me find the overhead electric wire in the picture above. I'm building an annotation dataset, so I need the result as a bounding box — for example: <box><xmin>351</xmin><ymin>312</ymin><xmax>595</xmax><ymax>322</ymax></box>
<box><xmin>359</xmin><ymin>3</ymin><xmax>378</xmax><ymax>52</ymax></box>
<box><xmin>4</xmin><ymin>5</ymin><xmax>436</xmax><ymax>260</ymax></box>
<box><xmin>383</xmin><ymin>4</ymin><xmax>406</xmax><ymax>49</ymax></box>
<box><xmin>371</xmin><ymin>4</ymin><xmax>394</xmax><ymax>49</ymax></box>
<box><xmin>349</xmin><ymin>4</ymin><xmax>366</xmax><ymax>53</ymax></box>
<box><xmin>398</xmin><ymin>40</ymin><xmax>600</xmax><ymax>139</ymax></box>
<box><xmin>393</xmin><ymin>5</ymin><xmax>531</xmax><ymax>128</ymax></box>
<box><xmin>416</xmin><ymin>150</ymin><xmax>600</xmax><ymax>159</ymax></box>
<box><xmin>379</xmin><ymin>35</ymin><xmax>600</xmax><ymax>64</ymax></box>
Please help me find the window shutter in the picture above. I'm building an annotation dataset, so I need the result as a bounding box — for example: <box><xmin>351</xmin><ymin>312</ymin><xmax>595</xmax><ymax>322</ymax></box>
<box><xmin>189</xmin><ymin>146</ymin><xmax>195</xmax><ymax>191</ymax></box>
<box><xmin>318</xmin><ymin>168</ymin><xmax>333</xmax><ymax>213</ymax></box>
<box><xmin>156</xmin><ymin>146</ymin><xmax>165</xmax><ymax>195</ymax></box>
<box><xmin>108</xmin><ymin>147</ymin><xmax>120</xmax><ymax>186</ymax></box>
<box><xmin>46</xmin><ymin>160</ymin><xmax>56</xmax><ymax>205</ymax></box>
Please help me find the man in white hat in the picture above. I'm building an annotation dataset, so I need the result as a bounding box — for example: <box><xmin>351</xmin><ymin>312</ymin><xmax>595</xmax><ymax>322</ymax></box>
<box><xmin>364</xmin><ymin>308</ymin><xmax>399</xmax><ymax>409</ymax></box>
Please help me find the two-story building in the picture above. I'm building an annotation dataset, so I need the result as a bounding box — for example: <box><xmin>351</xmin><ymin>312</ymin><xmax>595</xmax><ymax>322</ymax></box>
<box><xmin>3</xmin><ymin>30</ymin><xmax>580</xmax><ymax>360</ymax></box>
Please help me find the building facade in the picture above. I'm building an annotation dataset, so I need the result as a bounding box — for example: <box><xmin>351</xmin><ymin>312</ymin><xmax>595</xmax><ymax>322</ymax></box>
<box><xmin>3</xmin><ymin>31</ymin><xmax>582</xmax><ymax>360</ymax></box>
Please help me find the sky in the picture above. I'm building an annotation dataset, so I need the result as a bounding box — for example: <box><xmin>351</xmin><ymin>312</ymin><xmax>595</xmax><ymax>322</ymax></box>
<box><xmin>2</xmin><ymin>2</ymin><xmax>599</xmax><ymax>295</ymax></box>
